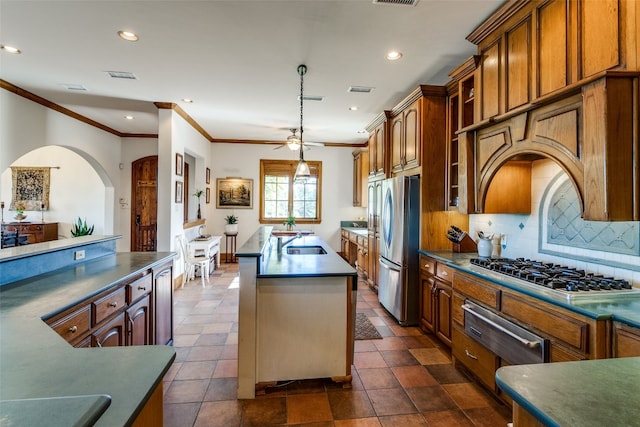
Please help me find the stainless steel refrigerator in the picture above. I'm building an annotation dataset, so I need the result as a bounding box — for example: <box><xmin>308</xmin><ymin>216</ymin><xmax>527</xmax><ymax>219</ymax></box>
<box><xmin>378</xmin><ymin>175</ymin><xmax>420</xmax><ymax>325</ymax></box>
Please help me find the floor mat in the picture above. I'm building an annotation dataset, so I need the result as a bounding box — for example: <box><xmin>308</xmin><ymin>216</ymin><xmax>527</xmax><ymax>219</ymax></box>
<box><xmin>355</xmin><ymin>312</ymin><xmax>382</xmax><ymax>340</ymax></box>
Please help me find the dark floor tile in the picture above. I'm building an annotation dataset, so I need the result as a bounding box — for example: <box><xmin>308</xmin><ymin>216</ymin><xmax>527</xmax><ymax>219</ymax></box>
<box><xmin>422</xmin><ymin>409</ymin><xmax>475</xmax><ymax>427</ymax></box>
<box><xmin>165</xmin><ymin>379</ymin><xmax>211</xmax><ymax>404</ymax></box>
<box><xmin>379</xmin><ymin>413</ymin><xmax>429</xmax><ymax>426</ymax></box>
<box><xmin>464</xmin><ymin>406</ymin><xmax>513</xmax><ymax>427</ymax></box>
<box><xmin>366</xmin><ymin>388</ymin><xmax>418</xmax><ymax>416</ymax></box>
<box><xmin>425</xmin><ymin>363</ymin><xmax>471</xmax><ymax>384</ymax></box>
<box><xmin>404</xmin><ymin>385</ymin><xmax>458</xmax><ymax>413</ymax></box>
<box><xmin>241</xmin><ymin>396</ymin><xmax>287</xmax><ymax>426</ymax></box>
<box><xmin>358</xmin><ymin>368</ymin><xmax>401</xmax><ymax>390</ymax></box>
<box><xmin>194</xmin><ymin>400</ymin><xmax>242</xmax><ymax>427</ymax></box>
<box><xmin>327</xmin><ymin>389</ymin><xmax>376</xmax><ymax>420</ymax></box>
<box><xmin>379</xmin><ymin>349</ymin><xmax>419</xmax><ymax>367</ymax></box>
<box><xmin>287</xmin><ymin>394</ymin><xmax>333</xmax><ymax>424</ymax></box>
<box><xmin>164</xmin><ymin>402</ymin><xmax>200</xmax><ymax>427</ymax></box>
<box><xmin>204</xmin><ymin>377</ymin><xmax>238</xmax><ymax>401</ymax></box>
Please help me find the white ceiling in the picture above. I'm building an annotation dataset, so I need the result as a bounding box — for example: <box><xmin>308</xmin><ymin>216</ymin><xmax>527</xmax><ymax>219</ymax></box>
<box><xmin>0</xmin><ymin>0</ymin><xmax>503</xmax><ymax>146</ymax></box>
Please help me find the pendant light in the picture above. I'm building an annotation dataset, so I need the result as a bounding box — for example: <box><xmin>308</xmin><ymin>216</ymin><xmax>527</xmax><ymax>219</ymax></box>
<box><xmin>294</xmin><ymin>64</ymin><xmax>311</xmax><ymax>182</ymax></box>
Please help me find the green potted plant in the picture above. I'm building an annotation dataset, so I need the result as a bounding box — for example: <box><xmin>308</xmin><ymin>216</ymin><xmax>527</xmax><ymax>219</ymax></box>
<box><xmin>224</xmin><ymin>214</ymin><xmax>238</xmax><ymax>234</ymax></box>
<box><xmin>70</xmin><ymin>217</ymin><xmax>94</xmax><ymax>237</ymax></box>
<box><xmin>193</xmin><ymin>189</ymin><xmax>204</xmax><ymax>219</ymax></box>
<box><xmin>283</xmin><ymin>215</ymin><xmax>296</xmax><ymax>231</ymax></box>
<box><xmin>13</xmin><ymin>201</ymin><xmax>27</xmax><ymax>222</ymax></box>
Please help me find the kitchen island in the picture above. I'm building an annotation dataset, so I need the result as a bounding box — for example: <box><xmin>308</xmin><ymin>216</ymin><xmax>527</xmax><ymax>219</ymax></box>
<box><xmin>0</xmin><ymin>236</ymin><xmax>176</xmax><ymax>426</ymax></box>
<box><xmin>236</xmin><ymin>227</ymin><xmax>358</xmax><ymax>398</ymax></box>
<box><xmin>496</xmin><ymin>357</ymin><xmax>640</xmax><ymax>426</ymax></box>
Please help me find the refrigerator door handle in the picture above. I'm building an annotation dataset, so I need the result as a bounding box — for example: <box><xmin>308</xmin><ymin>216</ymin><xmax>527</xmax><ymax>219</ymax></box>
<box><xmin>379</xmin><ymin>256</ymin><xmax>402</xmax><ymax>271</ymax></box>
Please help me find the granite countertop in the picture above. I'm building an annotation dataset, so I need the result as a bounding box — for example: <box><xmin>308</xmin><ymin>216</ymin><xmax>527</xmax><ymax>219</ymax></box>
<box><xmin>419</xmin><ymin>250</ymin><xmax>640</xmax><ymax>328</ymax></box>
<box><xmin>0</xmin><ymin>252</ymin><xmax>176</xmax><ymax>427</ymax></box>
<box><xmin>496</xmin><ymin>357</ymin><xmax>640</xmax><ymax>426</ymax></box>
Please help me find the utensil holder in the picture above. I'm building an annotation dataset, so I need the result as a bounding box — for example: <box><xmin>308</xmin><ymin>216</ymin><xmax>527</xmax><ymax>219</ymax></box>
<box><xmin>452</xmin><ymin>234</ymin><xmax>477</xmax><ymax>253</ymax></box>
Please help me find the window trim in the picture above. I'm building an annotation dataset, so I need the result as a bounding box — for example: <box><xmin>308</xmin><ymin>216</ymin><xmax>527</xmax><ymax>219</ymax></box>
<box><xmin>259</xmin><ymin>159</ymin><xmax>322</xmax><ymax>224</ymax></box>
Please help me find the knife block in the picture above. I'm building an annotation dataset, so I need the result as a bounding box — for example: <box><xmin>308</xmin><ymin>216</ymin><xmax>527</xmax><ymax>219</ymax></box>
<box><xmin>452</xmin><ymin>234</ymin><xmax>477</xmax><ymax>253</ymax></box>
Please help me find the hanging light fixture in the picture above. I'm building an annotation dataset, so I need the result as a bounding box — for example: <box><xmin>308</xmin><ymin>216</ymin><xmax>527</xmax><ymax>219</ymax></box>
<box><xmin>294</xmin><ymin>64</ymin><xmax>311</xmax><ymax>182</ymax></box>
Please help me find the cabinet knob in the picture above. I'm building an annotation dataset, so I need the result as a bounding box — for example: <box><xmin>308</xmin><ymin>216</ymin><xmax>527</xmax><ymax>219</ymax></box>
<box><xmin>424</xmin><ymin>263</ymin><xmax>430</xmax><ymax>269</ymax></box>
<box><xmin>69</xmin><ymin>326</ymin><xmax>78</xmax><ymax>333</ymax></box>
<box><xmin>137</xmin><ymin>286</ymin><xmax>147</xmax><ymax>291</ymax></box>
<box><xmin>108</xmin><ymin>302</ymin><xmax>118</xmax><ymax>308</ymax></box>
<box><xmin>441</xmin><ymin>271</ymin><xmax>448</xmax><ymax>276</ymax></box>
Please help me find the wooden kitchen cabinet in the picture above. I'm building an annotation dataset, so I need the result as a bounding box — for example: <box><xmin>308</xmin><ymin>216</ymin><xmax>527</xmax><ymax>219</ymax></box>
<box><xmin>127</xmin><ymin>295</ymin><xmax>151</xmax><ymax>346</ymax></box>
<box><xmin>366</xmin><ymin>179</ymin><xmax>383</xmax><ymax>291</ymax></box>
<box><xmin>48</xmin><ymin>304</ymin><xmax>91</xmax><ymax>347</ymax></box>
<box><xmin>153</xmin><ymin>261</ymin><xmax>173</xmax><ymax>346</ymax></box>
<box><xmin>418</xmin><ymin>255</ymin><xmax>452</xmax><ymax>347</ymax></box>
<box><xmin>366</xmin><ymin>113</ymin><xmax>389</xmax><ymax>179</ymax></box>
<box><xmin>356</xmin><ymin>235</ymin><xmax>368</xmax><ymax>278</ymax></box>
<box><xmin>92</xmin><ymin>311</ymin><xmax>126</xmax><ymax>347</ymax></box>
<box><xmin>613</xmin><ymin>322</ymin><xmax>640</xmax><ymax>358</ymax></box>
<box><xmin>352</xmin><ymin>149</ymin><xmax>368</xmax><ymax>207</ymax></box>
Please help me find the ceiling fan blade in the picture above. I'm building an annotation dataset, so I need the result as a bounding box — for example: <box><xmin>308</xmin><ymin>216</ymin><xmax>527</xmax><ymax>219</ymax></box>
<box><xmin>273</xmin><ymin>144</ymin><xmax>286</xmax><ymax>150</ymax></box>
<box><xmin>304</xmin><ymin>141</ymin><xmax>324</xmax><ymax>147</ymax></box>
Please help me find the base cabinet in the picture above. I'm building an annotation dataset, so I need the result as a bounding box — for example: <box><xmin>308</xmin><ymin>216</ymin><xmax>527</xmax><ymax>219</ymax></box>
<box><xmin>613</xmin><ymin>322</ymin><xmax>640</xmax><ymax>357</ymax></box>
<box><xmin>46</xmin><ymin>260</ymin><xmax>174</xmax><ymax>349</ymax></box>
<box><xmin>418</xmin><ymin>255</ymin><xmax>452</xmax><ymax>347</ymax></box>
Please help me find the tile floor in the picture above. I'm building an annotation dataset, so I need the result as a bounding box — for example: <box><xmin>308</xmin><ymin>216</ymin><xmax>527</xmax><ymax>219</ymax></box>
<box><xmin>163</xmin><ymin>263</ymin><xmax>512</xmax><ymax>426</ymax></box>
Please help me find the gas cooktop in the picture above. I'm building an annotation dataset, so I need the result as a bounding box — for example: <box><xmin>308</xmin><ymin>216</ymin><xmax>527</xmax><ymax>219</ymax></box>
<box><xmin>469</xmin><ymin>257</ymin><xmax>639</xmax><ymax>300</ymax></box>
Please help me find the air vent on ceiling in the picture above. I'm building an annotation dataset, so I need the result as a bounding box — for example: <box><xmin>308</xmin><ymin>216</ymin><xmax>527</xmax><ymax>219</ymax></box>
<box><xmin>299</xmin><ymin>95</ymin><xmax>324</xmax><ymax>102</ymax></box>
<box><xmin>373</xmin><ymin>0</ymin><xmax>419</xmax><ymax>5</ymax></box>
<box><xmin>348</xmin><ymin>86</ymin><xmax>375</xmax><ymax>94</ymax></box>
<box><xmin>106</xmin><ymin>71</ymin><xmax>137</xmax><ymax>80</ymax></box>
<box><xmin>62</xmin><ymin>83</ymin><xmax>87</xmax><ymax>91</ymax></box>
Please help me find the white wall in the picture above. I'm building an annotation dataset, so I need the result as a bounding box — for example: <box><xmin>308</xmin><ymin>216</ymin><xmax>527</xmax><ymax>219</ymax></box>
<box><xmin>469</xmin><ymin>159</ymin><xmax>640</xmax><ymax>286</ymax></box>
<box><xmin>0</xmin><ymin>90</ymin><xmax>123</xmax><ymax>246</ymax></box>
<box><xmin>209</xmin><ymin>143</ymin><xmax>366</xmax><ymax>250</ymax></box>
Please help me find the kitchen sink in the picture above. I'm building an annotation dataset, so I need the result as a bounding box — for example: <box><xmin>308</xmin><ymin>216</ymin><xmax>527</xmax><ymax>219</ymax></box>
<box><xmin>286</xmin><ymin>246</ymin><xmax>327</xmax><ymax>255</ymax></box>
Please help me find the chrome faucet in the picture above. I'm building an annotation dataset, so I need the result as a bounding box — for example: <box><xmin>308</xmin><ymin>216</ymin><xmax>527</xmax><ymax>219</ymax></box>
<box><xmin>276</xmin><ymin>232</ymin><xmax>302</xmax><ymax>254</ymax></box>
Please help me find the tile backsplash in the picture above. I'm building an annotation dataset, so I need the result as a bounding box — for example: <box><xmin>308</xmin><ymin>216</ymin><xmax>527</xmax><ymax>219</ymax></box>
<box><xmin>469</xmin><ymin>159</ymin><xmax>640</xmax><ymax>287</ymax></box>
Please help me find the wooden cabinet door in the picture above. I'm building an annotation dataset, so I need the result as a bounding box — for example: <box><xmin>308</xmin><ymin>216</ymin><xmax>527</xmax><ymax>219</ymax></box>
<box><xmin>390</xmin><ymin>114</ymin><xmax>404</xmax><ymax>173</ymax></box>
<box><xmin>127</xmin><ymin>295</ymin><xmax>151</xmax><ymax>346</ymax></box>
<box><xmin>419</xmin><ymin>275</ymin><xmax>435</xmax><ymax>333</ymax></box>
<box><xmin>374</xmin><ymin>124</ymin><xmax>386</xmax><ymax>176</ymax></box>
<box><xmin>92</xmin><ymin>312</ymin><xmax>126</xmax><ymax>347</ymax></box>
<box><xmin>153</xmin><ymin>264</ymin><xmax>173</xmax><ymax>346</ymax></box>
<box><xmin>435</xmin><ymin>281</ymin><xmax>452</xmax><ymax>346</ymax></box>
<box><xmin>614</xmin><ymin>324</ymin><xmax>640</xmax><ymax>358</ymax></box>
<box><xmin>402</xmin><ymin>100</ymin><xmax>420</xmax><ymax>170</ymax></box>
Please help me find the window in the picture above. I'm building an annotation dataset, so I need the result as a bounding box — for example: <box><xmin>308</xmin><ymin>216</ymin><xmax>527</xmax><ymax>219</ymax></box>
<box><xmin>259</xmin><ymin>159</ymin><xmax>322</xmax><ymax>224</ymax></box>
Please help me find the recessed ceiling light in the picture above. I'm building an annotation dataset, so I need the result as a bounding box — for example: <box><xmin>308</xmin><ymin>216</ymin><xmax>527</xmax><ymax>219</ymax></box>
<box><xmin>182</xmin><ymin>98</ymin><xmax>193</xmax><ymax>103</ymax></box>
<box><xmin>349</xmin><ymin>106</ymin><xmax>358</xmax><ymax>111</ymax></box>
<box><xmin>118</xmin><ymin>30</ymin><xmax>139</xmax><ymax>42</ymax></box>
<box><xmin>1</xmin><ymin>44</ymin><xmax>21</xmax><ymax>54</ymax></box>
<box><xmin>386</xmin><ymin>50</ymin><xmax>403</xmax><ymax>61</ymax></box>
<box><xmin>124</xmin><ymin>115</ymin><xmax>134</xmax><ymax>120</ymax></box>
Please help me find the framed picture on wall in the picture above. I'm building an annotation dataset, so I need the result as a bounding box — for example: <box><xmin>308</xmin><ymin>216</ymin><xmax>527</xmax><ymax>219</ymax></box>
<box><xmin>206</xmin><ymin>167</ymin><xmax>211</xmax><ymax>184</ymax></box>
<box><xmin>216</xmin><ymin>177</ymin><xmax>253</xmax><ymax>209</ymax></box>
<box><xmin>175</xmin><ymin>153</ymin><xmax>183</xmax><ymax>176</ymax></box>
<box><xmin>175</xmin><ymin>181</ymin><xmax>183</xmax><ymax>203</ymax></box>
<box><xmin>206</xmin><ymin>187</ymin><xmax>211</xmax><ymax>204</ymax></box>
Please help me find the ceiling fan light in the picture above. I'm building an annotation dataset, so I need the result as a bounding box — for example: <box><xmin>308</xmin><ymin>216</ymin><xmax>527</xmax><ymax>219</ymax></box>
<box><xmin>294</xmin><ymin>159</ymin><xmax>311</xmax><ymax>182</ymax></box>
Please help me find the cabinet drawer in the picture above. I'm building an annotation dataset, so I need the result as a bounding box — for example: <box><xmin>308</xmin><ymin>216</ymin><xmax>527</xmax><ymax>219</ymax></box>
<box><xmin>419</xmin><ymin>255</ymin><xmax>436</xmax><ymax>275</ymax></box>
<box><xmin>49</xmin><ymin>305</ymin><xmax>91</xmax><ymax>343</ymax></box>
<box><xmin>452</xmin><ymin>327</ymin><xmax>499</xmax><ymax>390</ymax></box>
<box><xmin>501</xmin><ymin>293</ymin><xmax>588</xmax><ymax>354</ymax></box>
<box><xmin>453</xmin><ymin>272</ymin><xmax>500</xmax><ymax>310</ymax></box>
<box><xmin>128</xmin><ymin>274</ymin><xmax>152</xmax><ymax>303</ymax></box>
<box><xmin>93</xmin><ymin>286</ymin><xmax>126</xmax><ymax>326</ymax></box>
<box><xmin>436</xmin><ymin>263</ymin><xmax>453</xmax><ymax>282</ymax></box>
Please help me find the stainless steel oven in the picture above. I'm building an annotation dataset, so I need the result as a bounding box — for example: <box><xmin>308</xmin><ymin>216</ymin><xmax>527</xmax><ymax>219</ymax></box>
<box><xmin>462</xmin><ymin>300</ymin><xmax>548</xmax><ymax>365</ymax></box>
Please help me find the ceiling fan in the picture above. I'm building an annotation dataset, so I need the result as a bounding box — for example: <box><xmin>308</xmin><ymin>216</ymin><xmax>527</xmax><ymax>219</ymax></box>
<box><xmin>274</xmin><ymin>128</ymin><xmax>325</xmax><ymax>151</ymax></box>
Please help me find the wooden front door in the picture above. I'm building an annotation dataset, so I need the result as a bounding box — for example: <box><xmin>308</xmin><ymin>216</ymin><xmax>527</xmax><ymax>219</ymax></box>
<box><xmin>131</xmin><ymin>156</ymin><xmax>158</xmax><ymax>252</ymax></box>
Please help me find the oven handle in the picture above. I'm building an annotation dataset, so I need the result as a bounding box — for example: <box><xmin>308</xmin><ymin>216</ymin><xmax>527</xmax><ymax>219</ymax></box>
<box><xmin>462</xmin><ymin>304</ymin><xmax>540</xmax><ymax>349</ymax></box>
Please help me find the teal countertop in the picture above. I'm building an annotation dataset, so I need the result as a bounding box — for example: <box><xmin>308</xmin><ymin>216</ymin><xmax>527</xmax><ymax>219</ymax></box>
<box><xmin>0</xmin><ymin>252</ymin><xmax>176</xmax><ymax>426</ymax></box>
<box><xmin>496</xmin><ymin>358</ymin><xmax>640</xmax><ymax>426</ymax></box>
<box><xmin>420</xmin><ymin>250</ymin><xmax>640</xmax><ymax>328</ymax></box>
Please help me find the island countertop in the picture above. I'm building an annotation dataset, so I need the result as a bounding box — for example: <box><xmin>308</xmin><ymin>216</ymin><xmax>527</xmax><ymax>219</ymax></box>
<box><xmin>496</xmin><ymin>357</ymin><xmax>640</xmax><ymax>427</ymax></box>
<box><xmin>0</xmin><ymin>252</ymin><xmax>176</xmax><ymax>426</ymax></box>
